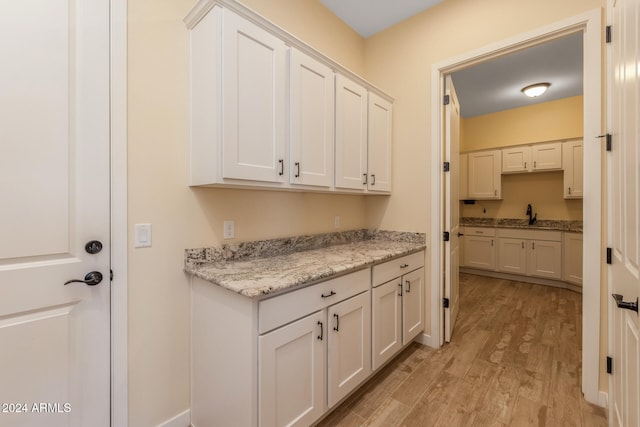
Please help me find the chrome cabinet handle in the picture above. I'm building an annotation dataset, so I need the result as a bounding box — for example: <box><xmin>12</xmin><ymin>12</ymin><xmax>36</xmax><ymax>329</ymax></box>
<box><xmin>363</xmin><ymin>173</ymin><xmax>368</xmax><ymax>185</ymax></box>
<box><xmin>64</xmin><ymin>271</ymin><xmax>103</xmax><ymax>286</ymax></box>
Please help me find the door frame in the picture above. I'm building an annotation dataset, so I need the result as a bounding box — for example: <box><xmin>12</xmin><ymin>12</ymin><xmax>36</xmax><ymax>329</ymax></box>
<box><xmin>429</xmin><ymin>9</ymin><xmax>604</xmax><ymax>405</ymax></box>
<box><xmin>111</xmin><ymin>0</ymin><xmax>129</xmax><ymax>424</ymax></box>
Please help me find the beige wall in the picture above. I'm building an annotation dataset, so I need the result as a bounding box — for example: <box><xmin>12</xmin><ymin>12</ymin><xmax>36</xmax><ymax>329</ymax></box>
<box><xmin>362</xmin><ymin>0</ymin><xmax>604</xmax><ymax>391</ymax></box>
<box><xmin>460</xmin><ymin>96</ymin><xmax>583</xmax><ymax>220</ymax></box>
<box><xmin>128</xmin><ymin>0</ymin><xmax>607</xmax><ymax>424</ymax></box>
<box><xmin>461</xmin><ymin>96</ymin><xmax>583</xmax><ymax>151</ymax></box>
<box><xmin>127</xmin><ymin>0</ymin><xmax>365</xmax><ymax>425</ymax></box>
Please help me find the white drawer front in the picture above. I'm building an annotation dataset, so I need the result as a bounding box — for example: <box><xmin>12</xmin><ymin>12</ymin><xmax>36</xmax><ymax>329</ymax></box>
<box><xmin>372</xmin><ymin>251</ymin><xmax>424</xmax><ymax>288</ymax></box>
<box><xmin>464</xmin><ymin>227</ymin><xmax>496</xmax><ymax>237</ymax></box>
<box><xmin>259</xmin><ymin>268</ymin><xmax>369</xmax><ymax>334</ymax></box>
<box><xmin>498</xmin><ymin>228</ymin><xmax>561</xmax><ymax>241</ymax></box>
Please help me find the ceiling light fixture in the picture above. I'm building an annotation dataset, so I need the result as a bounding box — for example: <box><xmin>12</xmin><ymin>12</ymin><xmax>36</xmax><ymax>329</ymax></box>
<box><xmin>521</xmin><ymin>82</ymin><xmax>550</xmax><ymax>98</ymax></box>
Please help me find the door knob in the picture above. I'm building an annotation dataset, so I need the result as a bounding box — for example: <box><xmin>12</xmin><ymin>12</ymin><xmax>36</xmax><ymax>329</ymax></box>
<box><xmin>612</xmin><ymin>294</ymin><xmax>639</xmax><ymax>313</ymax></box>
<box><xmin>85</xmin><ymin>240</ymin><xmax>103</xmax><ymax>254</ymax></box>
<box><xmin>64</xmin><ymin>271</ymin><xmax>103</xmax><ymax>286</ymax></box>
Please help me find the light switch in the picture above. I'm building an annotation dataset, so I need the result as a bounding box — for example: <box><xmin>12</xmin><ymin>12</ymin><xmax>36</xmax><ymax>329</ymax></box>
<box><xmin>135</xmin><ymin>223</ymin><xmax>152</xmax><ymax>248</ymax></box>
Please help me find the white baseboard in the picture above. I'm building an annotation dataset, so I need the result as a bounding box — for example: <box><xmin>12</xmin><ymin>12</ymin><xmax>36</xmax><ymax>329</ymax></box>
<box><xmin>598</xmin><ymin>391</ymin><xmax>608</xmax><ymax>408</ymax></box>
<box><xmin>415</xmin><ymin>332</ymin><xmax>438</xmax><ymax>349</ymax></box>
<box><xmin>156</xmin><ymin>409</ymin><xmax>190</xmax><ymax>427</ymax></box>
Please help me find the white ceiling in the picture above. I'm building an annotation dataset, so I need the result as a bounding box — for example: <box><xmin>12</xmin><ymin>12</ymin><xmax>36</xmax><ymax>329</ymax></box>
<box><xmin>320</xmin><ymin>0</ymin><xmax>443</xmax><ymax>38</ymax></box>
<box><xmin>320</xmin><ymin>1</ymin><xmax>584</xmax><ymax>118</ymax></box>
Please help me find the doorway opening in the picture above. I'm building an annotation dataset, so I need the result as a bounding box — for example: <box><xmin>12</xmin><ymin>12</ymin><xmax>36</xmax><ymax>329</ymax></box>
<box><xmin>430</xmin><ymin>9</ymin><xmax>603</xmax><ymax>405</ymax></box>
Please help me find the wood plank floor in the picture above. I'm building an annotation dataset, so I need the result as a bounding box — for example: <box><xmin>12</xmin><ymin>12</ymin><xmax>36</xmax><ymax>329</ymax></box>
<box><xmin>315</xmin><ymin>274</ymin><xmax>607</xmax><ymax>427</ymax></box>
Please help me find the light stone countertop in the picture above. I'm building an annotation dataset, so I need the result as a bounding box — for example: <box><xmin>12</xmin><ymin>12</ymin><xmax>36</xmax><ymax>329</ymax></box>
<box><xmin>460</xmin><ymin>217</ymin><xmax>583</xmax><ymax>233</ymax></box>
<box><xmin>185</xmin><ymin>230</ymin><xmax>426</xmax><ymax>298</ymax></box>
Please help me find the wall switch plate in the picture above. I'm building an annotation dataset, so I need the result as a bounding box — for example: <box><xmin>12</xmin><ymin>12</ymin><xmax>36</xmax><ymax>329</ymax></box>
<box><xmin>134</xmin><ymin>223</ymin><xmax>152</xmax><ymax>248</ymax></box>
<box><xmin>223</xmin><ymin>220</ymin><xmax>235</xmax><ymax>239</ymax></box>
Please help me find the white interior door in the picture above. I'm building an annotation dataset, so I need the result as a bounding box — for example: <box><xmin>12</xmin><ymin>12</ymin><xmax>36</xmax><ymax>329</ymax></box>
<box><xmin>444</xmin><ymin>75</ymin><xmax>461</xmax><ymax>342</ymax></box>
<box><xmin>0</xmin><ymin>1</ymin><xmax>111</xmax><ymax>426</ymax></box>
<box><xmin>609</xmin><ymin>0</ymin><xmax>640</xmax><ymax>424</ymax></box>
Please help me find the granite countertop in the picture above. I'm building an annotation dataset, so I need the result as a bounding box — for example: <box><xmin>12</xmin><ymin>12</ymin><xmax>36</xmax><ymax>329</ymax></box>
<box><xmin>460</xmin><ymin>217</ymin><xmax>582</xmax><ymax>233</ymax></box>
<box><xmin>185</xmin><ymin>230</ymin><xmax>426</xmax><ymax>298</ymax></box>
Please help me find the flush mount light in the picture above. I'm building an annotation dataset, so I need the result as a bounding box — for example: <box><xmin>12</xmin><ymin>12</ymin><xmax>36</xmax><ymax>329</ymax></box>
<box><xmin>521</xmin><ymin>82</ymin><xmax>551</xmax><ymax>98</ymax></box>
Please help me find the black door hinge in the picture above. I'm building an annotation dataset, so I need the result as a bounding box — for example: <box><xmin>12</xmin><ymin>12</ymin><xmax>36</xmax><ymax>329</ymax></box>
<box><xmin>443</xmin><ymin>161</ymin><xmax>450</xmax><ymax>172</ymax></box>
<box><xmin>607</xmin><ymin>356</ymin><xmax>612</xmax><ymax>374</ymax></box>
<box><xmin>606</xmin><ymin>247</ymin><xmax>612</xmax><ymax>265</ymax></box>
<box><xmin>443</xmin><ymin>298</ymin><xmax>450</xmax><ymax>308</ymax></box>
<box><xmin>443</xmin><ymin>94</ymin><xmax>450</xmax><ymax>105</ymax></box>
<box><xmin>606</xmin><ymin>25</ymin><xmax>612</xmax><ymax>43</ymax></box>
<box><xmin>443</xmin><ymin>231</ymin><xmax>450</xmax><ymax>242</ymax></box>
<box><xmin>597</xmin><ymin>133</ymin><xmax>612</xmax><ymax>151</ymax></box>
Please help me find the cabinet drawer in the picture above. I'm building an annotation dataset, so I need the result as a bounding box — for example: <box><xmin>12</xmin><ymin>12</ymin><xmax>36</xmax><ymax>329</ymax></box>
<box><xmin>498</xmin><ymin>228</ymin><xmax>561</xmax><ymax>241</ymax></box>
<box><xmin>372</xmin><ymin>251</ymin><xmax>424</xmax><ymax>287</ymax></box>
<box><xmin>259</xmin><ymin>268</ymin><xmax>369</xmax><ymax>334</ymax></box>
<box><xmin>465</xmin><ymin>227</ymin><xmax>496</xmax><ymax>237</ymax></box>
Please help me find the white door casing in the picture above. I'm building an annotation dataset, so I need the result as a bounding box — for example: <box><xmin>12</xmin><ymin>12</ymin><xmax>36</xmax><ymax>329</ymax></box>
<box><xmin>0</xmin><ymin>0</ymin><xmax>111</xmax><ymax>426</ymax></box>
<box><xmin>431</xmin><ymin>10</ymin><xmax>602</xmax><ymax>404</ymax></box>
<box><xmin>444</xmin><ymin>75</ymin><xmax>460</xmax><ymax>343</ymax></box>
<box><xmin>608</xmin><ymin>0</ymin><xmax>640</xmax><ymax>424</ymax></box>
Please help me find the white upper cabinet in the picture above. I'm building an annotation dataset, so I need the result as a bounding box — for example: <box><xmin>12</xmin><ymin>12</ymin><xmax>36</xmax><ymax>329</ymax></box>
<box><xmin>563</xmin><ymin>140</ymin><xmax>583</xmax><ymax>198</ymax></box>
<box><xmin>468</xmin><ymin>150</ymin><xmax>502</xmax><ymax>199</ymax></box>
<box><xmin>367</xmin><ymin>93</ymin><xmax>393</xmax><ymax>193</ymax></box>
<box><xmin>222</xmin><ymin>9</ymin><xmax>287</xmax><ymax>183</ymax></box>
<box><xmin>186</xmin><ymin>3</ymin><xmax>393</xmax><ymax>194</ymax></box>
<box><xmin>502</xmin><ymin>146</ymin><xmax>532</xmax><ymax>173</ymax></box>
<box><xmin>335</xmin><ymin>75</ymin><xmax>368</xmax><ymax>191</ymax></box>
<box><xmin>290</xmin><ymin>48</ymin><xmax>335</xmax><ymax>188</ymax></box>
<box><xmin>531</xmin><ymin>142</ymin><xmax>562</xmax><ymax>171</ymax></box>
<box><xmin>501</xmin><ymin>142</ymin><xmax>562</xmax><ymax>173</ymax></box>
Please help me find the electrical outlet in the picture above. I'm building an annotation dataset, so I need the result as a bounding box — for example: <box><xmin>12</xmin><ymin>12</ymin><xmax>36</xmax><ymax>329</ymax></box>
<box><xmin>223</xmin><ymin>220</ymin><xmax>235</xmax><ymax>239</ymax></box>
<box><xmin>334</xmin><ymin>215</ymin><xmax>341</xmax><ymax>228</ymax></box>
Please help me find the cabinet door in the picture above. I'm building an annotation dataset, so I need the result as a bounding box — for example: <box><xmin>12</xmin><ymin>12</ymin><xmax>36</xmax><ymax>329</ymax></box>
<box><xmin>402</xmin><ymin>267</ymin><xmax>424</xmax><ymax>345</ymax></box>
<box><xmin>468</xmin><ymin>150</ymin><xmax>501</xmax><ymax>199</ymax></box>
<box><xmin>459</xmin><ymin>153</ymin><xmax>468</xmax><ymax>199</ymax></box>
<box><xmin>528</xmin><ymin>240</ymin><xmax>562</xmax><ymax>279</ymax></box>
<box><xmin>335</xmin><ymin>75</ymin><xmax>367</xmax><ymax>191</ymax></box>
<box><xmin>531</xmin><ymin>142</ymin><xmax>562</xmax><ymax>171</ymax></box>
<box><xmin>563</xmin><ymin>140</ymin><xmax>583</xmax><ymax>198</ymax></box>
<box><xmin>222</xmin><ymin>9</ymin><xmax>287</xmax><ymax>183</ymax></box>
<box><xmin>463</xmin><ymin>236</ymin><xmax>496</xmax><ymax>270</ymax></box>
<box><xmin>367</xmin><ymin>93</ymin><xmax>392</xmax><ymax>193</ymax></box>
<box><xmin>371</xmin><ymin>279</ymin><xmax>402</xmax><ymax>370</ymax></box>
<box><xmin>502</xmin><ymin>146</ymin><xmax>532</xmax><ymax>173</ymax></box>
<box><xmin>290</xmin><ymin>48</ymin><xmax>334</xmax><ymax>188</ymax></box>
<box><xmin>328</xmin><ymin>291</ymin><xmax>371</xmax><ymax>407</ymax></box>
<box><xmin>259</xmin><ymin>311</ymin><xmax>325</xmax><ymax>427</ymax></box>
<box><xmin>564</xmin><ymin>233</ymin><xmax>583</xmax><ymax>286</ymax></box>
<box><xmin>497</xmin><ymin>238</ymin><xmax>527</xmax><ymax>274</ymax></box>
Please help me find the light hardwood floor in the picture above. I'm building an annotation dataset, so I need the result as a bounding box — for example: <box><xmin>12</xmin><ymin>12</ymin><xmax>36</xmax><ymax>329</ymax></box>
<box><xmin>316</xmin><ymin>273</ymin><xmax>608</xmax><ymax>426</ymax></box>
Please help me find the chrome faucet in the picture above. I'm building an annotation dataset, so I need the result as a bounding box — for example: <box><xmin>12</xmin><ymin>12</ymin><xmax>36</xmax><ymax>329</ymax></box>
<box><xmin>526</xmin><ymin>204</ymin><xmax>537</xmax><ymax>225</ymax></box>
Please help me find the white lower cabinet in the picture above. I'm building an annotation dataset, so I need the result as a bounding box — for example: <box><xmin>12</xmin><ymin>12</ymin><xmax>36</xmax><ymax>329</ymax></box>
<box><xmin>371</xmin><ymin>252</ymin><xmax>425</xmax><ymax>370</ymax></box>
<box><xmin>496</xmin><ymin>229</ymin><xmax>562</xmax><ymax>280</ymax></box>
<box><xmin>462</xmin><ymin>227</ymin><xmax>496</xmax><ymax>270</ymax></box>
<box><xmin>259</xmin><ymin>311</ymin><xmax>325</xmax><ymax>427</ymax></box>
<box><xmin>564</xmin><ymin>232</ymin><xmax>583</xmax><ymax>286</ymax></box>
